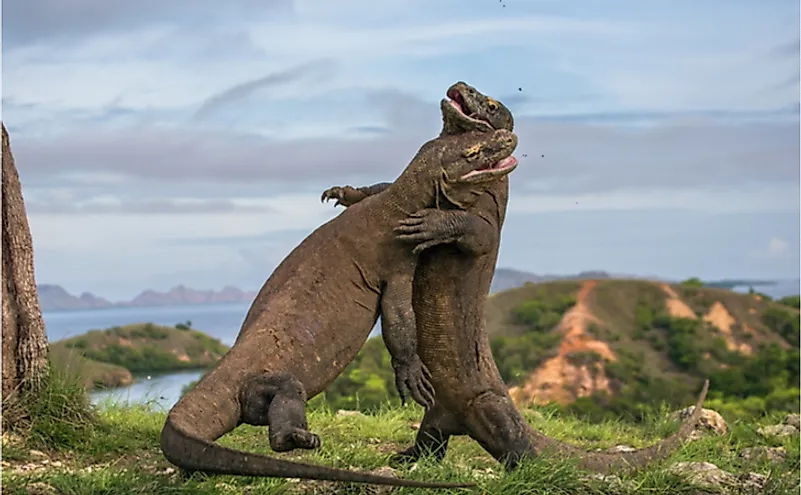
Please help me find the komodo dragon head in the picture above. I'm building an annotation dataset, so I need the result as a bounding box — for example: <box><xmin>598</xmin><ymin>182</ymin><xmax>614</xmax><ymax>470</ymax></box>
<box><xmin>413</xmin><ymin>128</ymin><xmax>518</xmax><ymax>210</ymax></box>
<box><xmin>396</xmin><ymin>128</ymin><xmax>519</xmax><ymax>211</ymax></box>
<box><xmin>441</xmin><ymin>81</ymin><xmax>514</xmax><ymax>134</ymax></box>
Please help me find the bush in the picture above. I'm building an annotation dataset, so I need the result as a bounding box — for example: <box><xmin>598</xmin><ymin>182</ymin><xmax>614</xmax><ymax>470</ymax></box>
<box><xmin>761</xmin><ymin>306</ymin><xmax>800</xmax><ymax>346</ymax></box>
<box><xmin>512</xmin><ymin>292</ymin><xmax>575</xmax><ymax>331</ymax></box>
<box><xmin>83</xmin><ymin>344</ymin><xmax>185</xmax><ymax>373</ymax></box>
<box><xmin>175</xmin><ymin>320</ymin><xmax>193</xmax><ymax>330</ymax></box>
<box><xmin>322</xmin><ymin>337</ymin><xmax>399</xmax><ymax>411</ymax></box>
<box><xmin>5</xmin><ymin>363</ymin><xmax>98</xmax><ymax>449</ymax></box>
<box><xmin>129</xmin><ymin>323</ymin><xmax>169</xmax><ymax>340</ymax></box>
<box><xmin>777</xmin><ymin>295</ymin><xmax>800</xmax><ymax>309</ymax></box>
<box><xmin>491</xmin><ymin>332</ymin><xmax>562</xmax><ymax>384</ymax></box>
<box><xmin>680</xmin><ymin>277</ymin><xmax>705</xmax><ymax>289</ymax></box>
<box><xmin>652</xmin><ymin>316</ymin><xmax>702</xmax><ymax>371</ymax></box>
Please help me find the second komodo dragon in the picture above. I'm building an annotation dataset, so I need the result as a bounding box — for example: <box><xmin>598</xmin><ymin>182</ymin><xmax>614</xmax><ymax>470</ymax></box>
<box><xmin>160</xmin><ymin>128</ymin><xmax>519</xmax><ymax>488</ymax></box>
<box><xmin>321</xmin><ymin>81</ymin><xmax>710</xmax><ymax>475</ymax></box>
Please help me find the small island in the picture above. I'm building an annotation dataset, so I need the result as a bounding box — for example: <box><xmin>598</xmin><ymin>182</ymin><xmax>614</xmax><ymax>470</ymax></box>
<box><xmin>49</xmin><ymin>322</ymin><xmax>229</xmax><ymax>390</ymax></box>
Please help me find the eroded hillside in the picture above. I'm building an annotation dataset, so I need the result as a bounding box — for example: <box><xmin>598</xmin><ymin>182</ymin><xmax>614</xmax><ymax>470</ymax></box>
<box><xmin>486</xmin><ymin>279</ymin><xmax>799</xmax><ymax>417</ymax></box>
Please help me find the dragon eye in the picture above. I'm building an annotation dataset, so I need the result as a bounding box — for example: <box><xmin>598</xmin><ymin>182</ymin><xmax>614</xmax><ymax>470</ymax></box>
<box><xmin>462</xmin><ymin>144</ymin><xmax>482</xmax><ymax>160</ymax></box>
<box><xmin>487</xmin><ymin>98</ymin><xmax>499</xmax><ymax>112</ymax></box>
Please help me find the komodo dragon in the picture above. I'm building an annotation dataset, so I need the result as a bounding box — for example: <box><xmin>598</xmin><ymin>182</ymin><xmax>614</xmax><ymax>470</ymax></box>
<box><xmin>160</xmin><ymin>128</ymin><xmax>520</xmax><ymax>489</ymax></box>
<box><xmin>321</xmin><ymin>81</ymin><xmax>710</xmax><ymax>475</ymax></box>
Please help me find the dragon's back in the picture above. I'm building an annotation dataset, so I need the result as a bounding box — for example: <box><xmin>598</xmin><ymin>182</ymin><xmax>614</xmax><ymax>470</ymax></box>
<box><xmin>228</xmin><ymin>203</ymin><xmax>386</xmax><ymax>396</ymax></box>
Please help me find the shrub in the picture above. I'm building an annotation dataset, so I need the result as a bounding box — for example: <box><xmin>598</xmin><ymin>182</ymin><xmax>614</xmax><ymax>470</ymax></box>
<box><xmin>680</xmin><ymin>277</ymin><xmax>705</xmax><ymax>289</ymax></box>
<box><xmin>83</xmin><ymin>344</ymin><xmax>183</xmax><ymax>373</ymax></box>
<box><xmin>761</xmin><ymin>306</ymin><xmax>800</xmax><ymax>346</ymax></box>
<box><xmin>175</xmin><ymin>320</ymin><xmax>193</xmax><ymax>330</ymax></box>
<box><xmin>4</xmin><ymin>364</ymin><xmax>97</xmax><ymax>449</ymax></box>
<box><xmin>652</xmin><ymin>316</ymin><xmax>702</xmax><ymax>371</ymax></box>
<box><xmin>512</xmin><ymin>291</ymin><xmax>575</xmax><ymax>331</ymax></box>
<box><xmin>777</xmin><ymin>295</ymin><xmax>800</xmax><ymax>309</ymax></box>
<box><xmin>491</xmin><ymin>332</ymin><xmax>562</xmax><ymax>384</ymax></box>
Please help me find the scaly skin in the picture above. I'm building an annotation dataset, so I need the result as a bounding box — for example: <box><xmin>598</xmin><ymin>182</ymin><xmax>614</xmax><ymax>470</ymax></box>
<box><xmin>160</xmin><ymin>128</ymin><xmax>519</xmax><ymax>489</ymax></box>
<box><xmin>321</xmin><ymin>81</ymin><xmax>710</xmax><ymax>475</ymax></box>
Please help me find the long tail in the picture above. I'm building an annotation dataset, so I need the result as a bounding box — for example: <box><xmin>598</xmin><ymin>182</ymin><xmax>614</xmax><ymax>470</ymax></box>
<box><xmin>160</xmin><ymin>419</ymin><xmax>476</xmax><ymax>489</ymax></box>
<box><xmin>526</xmin><ymin>379</ymin><xmax>710</xmax><ymax>475</ymax></box>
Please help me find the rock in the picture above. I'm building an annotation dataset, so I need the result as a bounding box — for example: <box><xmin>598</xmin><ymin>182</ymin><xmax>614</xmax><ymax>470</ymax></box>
<box><xmin>670</xmin><ymin>406</ymin><xmax>728</xmax><ymax>439</ymax></box>
<box><xmin>336</xmin><ymin>409</ymin><xmax>363</xmax><ymax>417</ymax></box>
<box><xmin>605</xmin><ymin>444</ymin><xmax>635</xmax><ymax>453</ymax></box>
<box><xmin>410</xmin><ymin>422</ymin><xmax>421</xmax><ymax>430</ymax></box>
<box><xmin>471</xmin><ymin>467</ymin><xmax>500</xmax><ymax>480</ymax></box>
<box><xmin>367</xmin><ymin>466</ymin><xmax>399</xmax><ymax>494</ymax></box>
<box><xmin>669</xmin><ymin>462</ymin><xmax>767</xmax><ymax>494</ymax></box>
<box><xmin>757</xmin><ymin>424</ymin><xmax>798</xmax><ymax>438</ymax></box>
<box><xmin>783</xmin><ymin>413</ymin><xmax>800</xmax><ymax>429</ymax></box>
<box><xmin>581</xmin><ymin>473</ymin><xmax>637</xmax><ymax>491</ymax></box>
<box><xmin>739</xmin><ymin>446</ymin><xmax>787</xmax><ymax>464</ymax></box>
<box><xmin>25</xmin><ymin>482</ymin><xmax>57</xmax><ymax>495</ymax></box>
<box><xmin>2</xmin><ymin>431</ymin><xmax>23</xmax><ymax>447</ymax></box>
<box><xmin>28</xmin><ymin>449</ymin><xmax>47</xmax><ymax>459</ymax></box>
<box><xmin>735</xmin><ymin>472</ymin><xmax>768</xmax><ymax>494</ymax></box>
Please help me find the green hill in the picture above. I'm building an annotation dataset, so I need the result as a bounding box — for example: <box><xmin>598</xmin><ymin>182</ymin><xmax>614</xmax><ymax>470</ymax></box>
<box><xmin>481</xmin><ymin>278</ymin><xmax>799</xmax><ymax>421</ymax></box>
<box><xmin>50</xmin><ymin>323</ymin><xmax>229</xmax><ymax>389</ymax></box>
<box><xmin>318</xmin><ymin>278</ymin><xmax>799</xmax><ymax>422</ymax></box>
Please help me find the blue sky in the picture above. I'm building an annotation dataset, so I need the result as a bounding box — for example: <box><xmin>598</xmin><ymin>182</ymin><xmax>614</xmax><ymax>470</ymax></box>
<box><xmin>3</xmin><ymin>0</ymin><xmax>799</xmax><ymax>300</ymax></box>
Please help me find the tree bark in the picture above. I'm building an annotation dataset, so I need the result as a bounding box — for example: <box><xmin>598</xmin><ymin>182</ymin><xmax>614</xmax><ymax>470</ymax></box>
<box><xmin>1</xmin><ymin>122</ymin><xmax>49</xmax><ymax>420</ymax></box>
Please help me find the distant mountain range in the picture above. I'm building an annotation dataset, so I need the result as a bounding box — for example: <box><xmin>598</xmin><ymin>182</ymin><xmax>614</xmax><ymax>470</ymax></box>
<box><xmin>37</xmin><ymin>269</ymin><xmax>798</xmax><ymax>312</ymax></box>
<box><xmin>37</xmin><ymin>284</ymin><xmax>258</xmax><ymax>311</ymax></box>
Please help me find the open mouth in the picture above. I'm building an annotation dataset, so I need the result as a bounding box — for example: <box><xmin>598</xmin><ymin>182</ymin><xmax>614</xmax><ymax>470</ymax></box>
<box><xmin>447</xmin><ymin>88</ymin><xmax>492</xmax><ymax>126</ymax></box>
<box><xmin>461</xmin><ymin>156</ymin><xmax>518</xmax><ymax>180</ymax></box>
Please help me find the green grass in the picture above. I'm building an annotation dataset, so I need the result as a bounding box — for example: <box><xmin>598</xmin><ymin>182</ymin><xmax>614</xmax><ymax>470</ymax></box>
<box><xmin>3</xmin><ymin>393</ymin><xmax>799</xmax><ymax>495</ymax></box>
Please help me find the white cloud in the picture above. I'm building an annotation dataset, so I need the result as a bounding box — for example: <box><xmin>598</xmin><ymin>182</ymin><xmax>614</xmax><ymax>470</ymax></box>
<box><xmin>750</xmin><ymin>236</ymin><xmax>792</xmax><ymax>259</ymax></box>
<box><xmin>509</xmin><ymin>184</ymin><xmax>800</xmax><ymax>215</ymax></box>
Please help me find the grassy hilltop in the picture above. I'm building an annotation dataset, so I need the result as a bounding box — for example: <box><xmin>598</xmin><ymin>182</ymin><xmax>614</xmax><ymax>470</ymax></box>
<box><xmin>50</xmin><ymin>322</ymin><xmax>229</xmax><ymax>389</ymax></box>
<box><xmin>483</xmin><ymin>278</ymin><xmax>799</xmax><ymax>421</ymax></box>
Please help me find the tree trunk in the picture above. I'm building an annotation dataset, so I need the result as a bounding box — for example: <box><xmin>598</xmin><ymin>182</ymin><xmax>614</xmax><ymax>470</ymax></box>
<box><xmin>1</xmin><ymin>122</ymin><xmax>49</xmax><ymax>422</ymax></box>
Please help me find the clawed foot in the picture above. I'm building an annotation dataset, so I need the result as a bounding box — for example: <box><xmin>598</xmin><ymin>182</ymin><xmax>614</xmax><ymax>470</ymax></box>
<box><xmin>320</xmin><ymin>185</ymin><xmax>363</xmax><ymax>208</ymax></box>
<box><xmin>388</xmin><ymin>447</ymin><xmax>421</xmax><ymax>468</ymax></box>
<box><xmin>393</xmin><ymin>356</ymin><xmax>436</xmax><ymax>409</ymax></box>
<box><xmin>270</xmin><ymin>428</ymin><xmax>322</xmax><ymax>453</ymax></box>
<box><xmin>394</xmin><ymin>209</ymin><xmax>459</xmax><ymax>254</ymax></box>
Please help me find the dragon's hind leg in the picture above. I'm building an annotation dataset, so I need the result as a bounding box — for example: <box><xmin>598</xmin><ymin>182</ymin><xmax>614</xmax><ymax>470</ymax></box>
<box><xmin>239</xmin><ymin>372</ymin><xmax>321</xmax><ymax>452</ymax></box>
<box><xmin>462</xmin><ymin>391</ymin><xmax>532</xmax><ymax>470</ymax></box>
<box><xmin>389</xmin><ymin>402</ymin><xmax>465</xmax><ymax>466</ymax></box>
